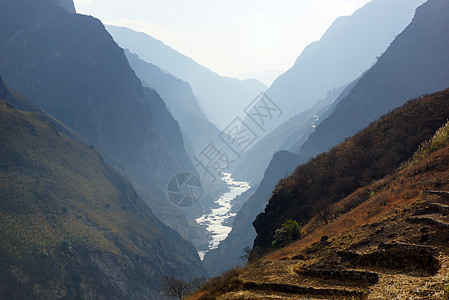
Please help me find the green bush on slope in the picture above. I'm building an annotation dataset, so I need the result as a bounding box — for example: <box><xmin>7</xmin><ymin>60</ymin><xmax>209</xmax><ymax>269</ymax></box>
<box><xmin>272</xmin><ymin>219</ymin><xmax>302</xmax><ymax>249</ymax></box>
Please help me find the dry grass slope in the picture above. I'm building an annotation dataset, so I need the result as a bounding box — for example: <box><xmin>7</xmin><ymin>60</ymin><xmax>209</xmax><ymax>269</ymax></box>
<box><xmin>189</xmin><ymin>92</ymin><xmax>449</xmax><ymax>299</ymax></box>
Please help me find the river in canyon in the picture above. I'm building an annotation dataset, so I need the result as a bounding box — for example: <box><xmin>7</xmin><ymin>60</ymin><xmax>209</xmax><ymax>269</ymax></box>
<box><xmin>197</xmin><ymin>172</ymin><xmax>251</xmax><ymax>260</ymax></box>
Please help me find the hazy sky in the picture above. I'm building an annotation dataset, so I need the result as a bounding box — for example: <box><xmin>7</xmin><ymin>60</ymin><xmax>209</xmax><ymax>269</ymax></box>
<box><xmin>74</xmin><ymin>0</ymin><xmax>371</xmax><ymax>77</ymax></box>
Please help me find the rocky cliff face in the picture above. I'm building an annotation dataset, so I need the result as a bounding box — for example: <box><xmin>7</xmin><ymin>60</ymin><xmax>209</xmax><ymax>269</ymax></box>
<box><xmin>0</xmin><ymin>0</ymin><xmax>201</xmax><ymax>241</ymax></box>
<box><xmin>0</xmin><ymin>0</ymin><xmax>196</xmax><ymax>188</ymax></box>
<box><xmin>125</xmin><ymin>50</ymin><xmax>221</xmax><ymax>155</ymax></box>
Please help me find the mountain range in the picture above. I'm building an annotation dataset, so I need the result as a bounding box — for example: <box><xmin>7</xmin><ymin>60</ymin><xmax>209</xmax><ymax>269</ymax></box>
<box><xmin>106</xmin><ymin>25</ymin><xmax>266</xmax><ymax>129</ymax></box>
<box><xmin>259</xmin><ymin>0</ymin><xmax>426</xmax><ymax>136</ymax></box>
<box><xmin>297</xmin><ymin>0</ymin><xmax>449</xmax><ymax>163</ymax></box>
<box><xmin>231</xmin><ymin>84</ymin><xmax>350</xmax><ymax>183</ymax></box>
<box><xmin>252</xmin><ymin>87</ymin><xmax>449</xmax><ymax>258</ymax></box>
<box><xmin>3</xmin><ymin>0</ymin><xmax>449</xmax><ymax>298</ymax></box>
<box><xmin>202</xmin><ymin>0</ymin><xmax>434</xmax><ymax>277</ymax></box>
<box><xmin>233</xmin><ymin>0</ymin><xmax>426</xmax><ymax>183</ymax></box>
<box><xmin>248</xmin><ymin>0</ymin><xmax>449</xmax><ymax>259</ymax></box>
<box><xmin>203</xmin><ymin>84</ymin><xmax>349</xmax><ymax>276</ymax></box>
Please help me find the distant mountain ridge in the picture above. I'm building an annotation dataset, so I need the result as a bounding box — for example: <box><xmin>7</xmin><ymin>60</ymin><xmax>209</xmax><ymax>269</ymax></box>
<box><xmin>260</xmin><ymin>0</ymin><xmax>425</xmax><ymax>135</ymax></box>
<box><xmin>106</xmin><ymin>25</ymin><xmax>267</xmax><ymax>128</ymax></box>
<box><xmin>237</xmin><ymin>70</ymin><xmax>282</xmax><ymax>87</ymax></box>
<box><xmin>298</xmin><ymin>0</ymin><xmax>449</xmax><ymax>163</ymax></box>
<box><xmin>232</xmin><ymin>84</ymin><xmax>349</xmax><ymax>183</ymax></box>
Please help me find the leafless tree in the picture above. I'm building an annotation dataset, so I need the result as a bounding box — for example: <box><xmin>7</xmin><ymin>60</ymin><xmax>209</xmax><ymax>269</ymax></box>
<box><xmin>190</xmin><ymin>276</ymin><xmax>206</xmax><ymax>290</ymax></box>
<box><xmin>162</xmin><ymin>276</ymin><xmax>191</xmax><ymax>299</ymax></box>
<box><xmin>240</xmin><ymin>246</ymin><xmax>252</xmax><ymax>262</ymax></box>
<box><xmin>319</xmin><ymin>207</ymin><xmax>331</xmax><ymax>225</ymax></box>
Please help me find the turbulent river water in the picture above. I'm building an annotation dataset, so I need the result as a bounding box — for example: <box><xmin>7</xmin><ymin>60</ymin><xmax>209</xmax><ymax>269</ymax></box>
<box><xmin>197</xmin><ymin>172</ymin><xmax>251</xmax><ymax>260</ymax></box>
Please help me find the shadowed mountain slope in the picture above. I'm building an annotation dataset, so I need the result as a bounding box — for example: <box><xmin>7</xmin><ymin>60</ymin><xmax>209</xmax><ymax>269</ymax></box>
<box><xmin>125</xmin><ymin>50</ymin><xmax>221</xmax><ymax>154</ymax></box>
<box><xmin>0</xmin><ymin>89</ymin><xmax>206</xmax><ymax>299</ymax></box>
<box><xmin>0</xmin><ymin>0</ymin><xmax>195</xmax><ymax>188</ymax></box>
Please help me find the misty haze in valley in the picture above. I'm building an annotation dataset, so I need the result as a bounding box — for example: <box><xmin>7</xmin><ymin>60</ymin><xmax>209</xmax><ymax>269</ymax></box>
<box><xmin>1</xmin><ymin>0</ymin><xmax>449</xmax><ymax>299</ymax></box>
